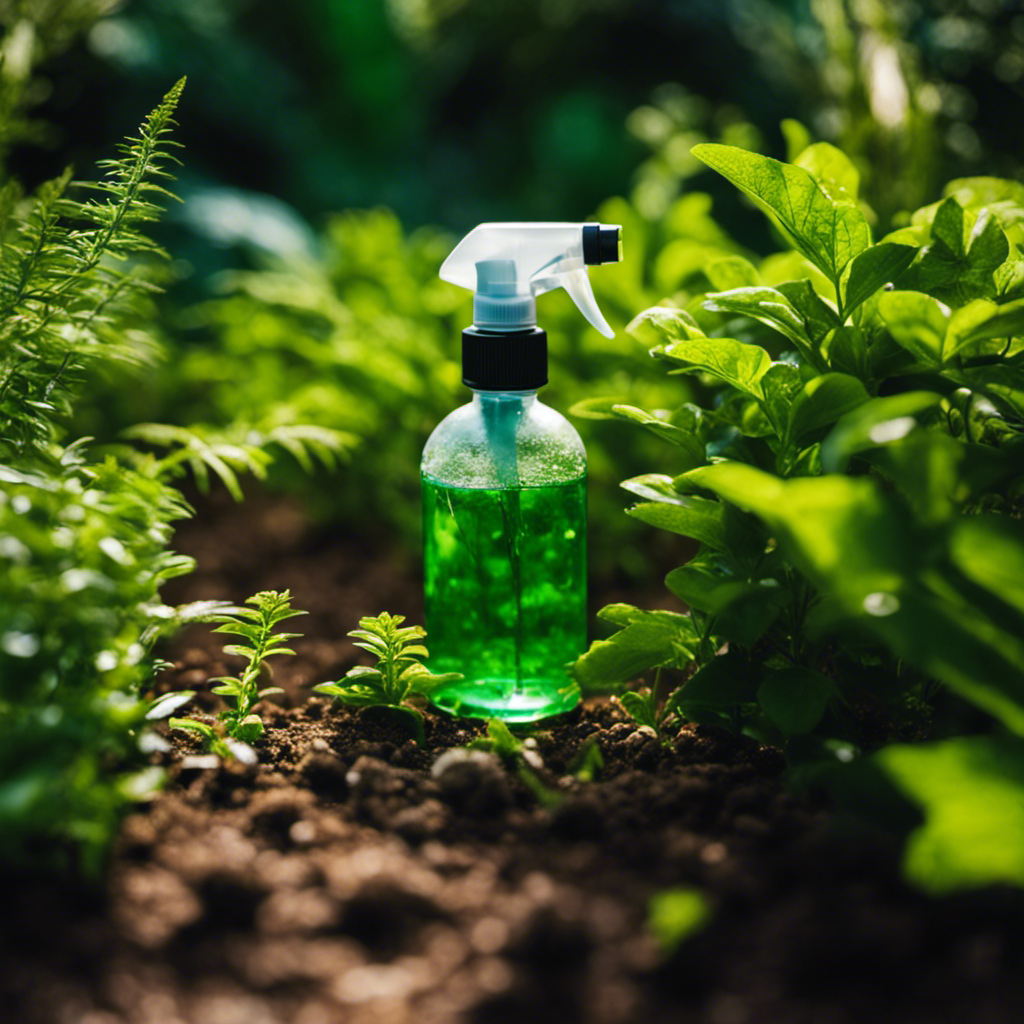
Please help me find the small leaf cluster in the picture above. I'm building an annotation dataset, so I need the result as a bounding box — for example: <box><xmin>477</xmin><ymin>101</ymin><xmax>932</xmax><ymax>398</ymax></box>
<box><xmin>576</xmin><ymin>141</ymin><xmax>1024</xmax><ymax>890</ymax></box>
<box><xmin>161</xmin><ymin>590</ymin><xmax>305</xmax><ymax>750</ymax></box>
<box><xmin>314</xmin><ymin>612</ymin><xmax>459</xmax><ymax>744</ymax></box>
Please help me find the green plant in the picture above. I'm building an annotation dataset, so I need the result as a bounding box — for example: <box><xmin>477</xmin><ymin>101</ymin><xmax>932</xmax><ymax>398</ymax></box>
<box><xmin>159</xmin><ymin>590</ymin><xmax>305</xmax><ymax>750</ymax></box>
<box><xmin>467</xmin><ymin>719</ymin><xmax>562</xmax><ymax>807</ymax></box>
<box><xmin>314</xmin><ymin>611</ymin><xmax>459</xmax><ymax>744</ymax></box>
<box><xmin>575</xmin><ymin>140</ymin><xmax>1024</xmax><ymax>891</ymax></box>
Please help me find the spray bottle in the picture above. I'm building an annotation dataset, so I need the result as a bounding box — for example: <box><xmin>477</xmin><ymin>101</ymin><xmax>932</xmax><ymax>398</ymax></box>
<box><xmin>421</xmin><ymin>222</ymin><xmax>622</xmax><ymax>722</ymax></box>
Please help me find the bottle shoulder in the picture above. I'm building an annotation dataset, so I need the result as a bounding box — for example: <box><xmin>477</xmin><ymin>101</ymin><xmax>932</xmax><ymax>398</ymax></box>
<box><xmin>422</xmin><ymin>396</ymin><xmax>585</xmax><ymax>488</ymax></box>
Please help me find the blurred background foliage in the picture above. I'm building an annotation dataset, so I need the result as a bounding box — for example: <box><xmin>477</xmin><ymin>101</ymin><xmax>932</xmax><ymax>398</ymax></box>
<box><xmin>8</xmin><ymin>0</ymin><xmax>1024</xmax><ymax>584</ymax></box>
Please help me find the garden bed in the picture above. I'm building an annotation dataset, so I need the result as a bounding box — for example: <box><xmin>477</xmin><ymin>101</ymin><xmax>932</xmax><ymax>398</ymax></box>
<box><xmin>3</xmin><ymin>494</ymin><xmax>1023</xmax><ymax>1024</ymax></box>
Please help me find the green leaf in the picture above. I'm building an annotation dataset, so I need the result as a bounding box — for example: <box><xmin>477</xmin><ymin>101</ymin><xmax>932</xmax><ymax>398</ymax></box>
<box><xmin>665</xmin><ymin>562</ymin><xmax>726</xmax><ymax>613</ymax></box>
<box><xmin>950</xmin><ymin>515</ymin><xmax>1024</xmax><ymax>618</ymax></box>
<box><xmin>692</xmin><ymin>143</ymin><xmax>871</xmax><ymax>286</ymax></box>
<box><xmin>621</xmin><ymin>474</ymin><xmax>685</xmax><ymax>503</ymax></box>
<box><xmin>648</xmin><ymin>887</ymin><xmax>712</xmax><ymax>951</ymax></box>
<box><xmin>705</xmin><ymin>255</ymin><xmax>760</xmax><ymax>290</ymax></box>
<box><xmin>610</xmin><ymin>405</ymin><xmax>706</xmax><ymax>464</ymax></box>
<box><xmin>843</xmin><ymin>243</ymin><xmax>918</xmax><ymax>317</ymax></box>
<box><xmin>709</xmin><ymin>582</ymin><xmax>789</xmax><ymax>646</ymax></box>
<box><xmin>876</xmin><ymin>737</ymin><xmax>1024</xmax><ymax>893</ymax></box>
<box><xmin>759</xmin><ymin>361</ymin><xmax>802</xmax><ymax>437</ymax></box>
<box><xmin>820</xmin><ymin>392</ymin><xmax>942</xmax><ymax>472</ymax></box>
<box><xmin>658</xmin><ymin>336</ymin><xmax>772</xmax><ymax>398</ymax></box>
<box><xmin>627</xmin><ymin>306</ymin><xmax>706</xmax><ymax>345</ymax></box>
<box><xmin>703</xmin><ymin>286</ymin><xmax>810</xmax><ymax>349</ymax></box>
<box><xmin>627</xmin><ymin>498</ymin><xmax>727</xmax><ymax>550</ymax></box>
<box><xmin>574</xmin><ymin>609</ymin><xmax>697</xmax><ymax>691</ymax></box>
<box><xmin>787</xmin><ymin>373</ymin><xmax>869</xmax><ymax>443</ymax></box>
<box><xmin>775</xmin><ymin>280</ymin><xmax>842</xmax><ymax>345</ymax></box>
<box><xmin>676</xmin><ymin>651</ymin><xmax>764</xmax><ymax>709</ymax></box>
<box><xmin>794</xmin><ymin>142</ymin><xmax>860</xmax><ymax>203</ymax></box>
<box><xmin>684</xmin><ymin>463</ymin><xmax>913</xmax><ymax>607</ymax></box>
<box><xmin>757</xmin><ymin>667</ymin><xmax>833</xmax><ymax>735</ymax></box>
<box><xmin>877</xmin><ymin>291</ymin><xmax>949</xmax><ymax>363</ymax></box>
<box><xmin>944</xmin><ymin>296</ymin><xmax>1024</xmax><ymax>360</ymax></box>
<box><xmin>619</xmin><ymin>689</ymin><xmax>658</xmax><ymax>732</ymax></box>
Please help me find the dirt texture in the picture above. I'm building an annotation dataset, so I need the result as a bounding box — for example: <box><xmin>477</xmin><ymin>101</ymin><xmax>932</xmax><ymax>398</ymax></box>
<box><xmin>3</xmin><ymin>491</ymin><xmax>1023</xmax><ymax>1024</ymax></box>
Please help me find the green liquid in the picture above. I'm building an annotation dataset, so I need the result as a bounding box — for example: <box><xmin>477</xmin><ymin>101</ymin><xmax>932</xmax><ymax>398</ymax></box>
<box><xmin>421</xmin><ymin>473</ymin><xmax>586</xmax><ymax>722</ymax></box>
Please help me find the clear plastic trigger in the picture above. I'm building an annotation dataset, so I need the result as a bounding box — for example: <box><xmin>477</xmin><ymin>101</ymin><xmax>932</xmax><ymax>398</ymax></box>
<box><xmin>560</xmin><ymin>267</ymin><xmax>614</xmax><ymax>338</ymax></box>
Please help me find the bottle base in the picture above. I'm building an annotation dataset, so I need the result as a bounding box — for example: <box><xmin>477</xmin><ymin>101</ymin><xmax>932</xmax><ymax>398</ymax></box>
<box><xmin>430</xmin><ymin>678</ymin><xmax>580</xmax><ymax>723</ymax></box>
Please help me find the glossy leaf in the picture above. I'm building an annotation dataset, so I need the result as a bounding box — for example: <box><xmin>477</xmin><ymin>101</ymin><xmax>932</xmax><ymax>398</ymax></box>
<box><xmin>843</xmin><ymin>243</ymin><xmax>918</xmax><ymax>316</ymax></box>
<box><xmin>692</xmin><ymin>143</ymin><xmax>871</xmax><ymax>286</ymax></box>
<box><xmin>877</xmin><ymin>291</ymin><xmax>949</xmax><ymax>363</ymax></box>
<box><xmin>658</xmin><ymin>336</ymin><xmax>773</xmax><ymax>398</ymax></box>
<box><xmin>787</xmin><ymin>373</ymin><xmax>869</xmax><ymax>443</ymax></box>
<box><xmin>627</xmin><ymin>498</ymin><xmax>727</xmax><ymax>550</ymax></box>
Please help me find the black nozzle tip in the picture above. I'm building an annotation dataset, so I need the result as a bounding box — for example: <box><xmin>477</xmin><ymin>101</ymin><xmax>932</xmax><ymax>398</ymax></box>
<box><xmin>583</xmin><ymin>223</ymin><xmax>622</xmax><ymax>265</ymax></box>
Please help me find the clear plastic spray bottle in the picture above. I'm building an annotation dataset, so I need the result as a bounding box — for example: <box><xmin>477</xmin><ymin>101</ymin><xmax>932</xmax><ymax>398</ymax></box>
<box><xmin>421</xmin><ymin>222</ymin><xmax>622</xmax><ymax>722</ymax></box>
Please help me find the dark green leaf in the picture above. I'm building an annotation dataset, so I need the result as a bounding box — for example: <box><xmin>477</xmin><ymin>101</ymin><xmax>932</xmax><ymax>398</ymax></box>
<box><xmin>757</xmin><ymin>667</ymin><xmax>834</xmax><ymax>734</ymax></box>
<box><xmin>627</xmin><ymin>498</ymin><xmax>727</xmax><ymax>550</ymax></box>
<box><xmin>788</xmin><ymin>373</ymin><xmax>869</xmax><ymax>443</ymax></box>
<box><xmin>843</xmin><ymin>243</ymin><xmax>918</xmax><ymax>316</ymax></box>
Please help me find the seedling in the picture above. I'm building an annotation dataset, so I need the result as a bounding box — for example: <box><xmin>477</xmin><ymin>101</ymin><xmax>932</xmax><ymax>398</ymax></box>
<box><xmin>313</xmin><ymin>612</ymin><xmax>460</xmax><ymax>745</ymax></box>
<box><xmin>468</xmin><ymin>719</ymin><xmax>562</xmax><ymax>806</ymax></box>
<box><xmin>155</xmin><ymin>590</ymin><xmax>306</xmax><ymax>752</ymax></box>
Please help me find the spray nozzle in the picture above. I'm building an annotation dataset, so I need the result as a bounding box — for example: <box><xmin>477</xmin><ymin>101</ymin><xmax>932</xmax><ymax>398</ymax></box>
<box><xmin>440</xmin><ymin>222</ymin><xmax>622</xmax><ymax>338</ymax></box>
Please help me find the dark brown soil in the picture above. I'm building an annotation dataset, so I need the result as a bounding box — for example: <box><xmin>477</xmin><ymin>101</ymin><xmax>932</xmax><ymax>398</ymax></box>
<box><xmin>3</xmin><ymin>491</ymin><xmax>1023</xmax><ymax>1024</ymax></box>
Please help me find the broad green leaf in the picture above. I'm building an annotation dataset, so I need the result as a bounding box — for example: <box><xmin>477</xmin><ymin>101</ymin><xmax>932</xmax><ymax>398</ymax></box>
<box><xmin>757</xmin><ymin>667</ymin><xmax>833</xmax><ymax>735</ymax></box>
<box><xmin>788</xmin><ymin>373</ymin><xmax>869</xmax><ymax>443</ymax></box>
<box><xmin>794</xmin><ymin>142</ymin><xmax>860</xmax><ymax>203</ymax></box>
<box><xmin>901</xmin><ymin>200</ymin><xmax>1010</xmax><ymax>303</ymax></box>
<box><xmin>877</xmin><ymin>291</ymin><xmax>949</xmax><ymax>363</ymax></box>
<box><xmin>627</xmin><ymin>306</ymin><xmax>706</xmax><ymax>346</ymax></box>
<box><xmin>620</xmin><ymin>473</ymin><xmax>682</xmax><ymax>503</ymax></box>
<box><xmin>962</xmin><ymin>363</ymin><xmax>1024</xmax><ymax>418</ymax></box>
<box><xmin>760</xmin><ymin>361</ymin><xmax>802</xmax><ymax>437</ymax></box>
<box><xmin>943</xmin><ymin>176</ymin><xmax>1024</xmax><ymax>211</ymax></box>
<box><xmin>876</xmin><ymin>737</ymin><xmax>1024</xmax><ymax>893</ymax></box>
<box><xmin>843</xmin><ymin>243</ymin><xmax>918</xmax><ymax>317</ymax></box>
<box><xmin>574</xmin><ymin>610</ymin><xmax>697</xmax><ymax>691</ymax></box>
<box><xmin>676</xmin><ymin>651</ymin><xmax>764</xmax><ymax>709</ymax></box>
<box><xmin>703</xmin><ymin>286</ymin><xmax>811</xmax><ymax>351</ymax></box>
<box><xmin>820</xmin><ymin>391</ymin><xmax>941</xmax><ymax>472</ymax></box>
<box><xmin>627</xmin><ymin>498</ymin><xmax>727</xmax><ymax>550</ymax></box>
<box><xmin>705</xmin><ymin>255</ymin><xmax>760</xmax><ymax>291</ymax></box>
<box><xmin>684</xmin><ymin>463</ymin><xmax>913</xmax><ymax>606</ymax></box>
<box><xmin>648</xmin><ymin>888</ymin><xmax>712</xmax><ymax>951</ymax></box>
<box><xmin>775</xmin><ymin>280</ymin><xmax>842</xmax><ymax>345</ymax></box>
<box><xmin>826</xmin><ymin>325</ymin><xmax>867</xmax><ymax>378</ymax></box>
<box><xmin>665</xmin><ymin>563</ymin><xmax>725</xmax><ymax>613</ymax></box>
<box><xmin>944</xmin><ymin>296</ymin><xmax>1024</xmax><ymax>360</ymax></box>
<box><xmin>658</xmin><ymin>336</ymin><xmax>772</xmax><ymax>398</ymax></box>
<box><xmin>950</xmin><ymin>515</ymin><xmax>1024</xmax><ymax>618</ymax></box>
<box><xmin>708</xmin><ymin>581</ymin><xmax>789</xmax><ymax>645</ymax></box>
<box><xmin>692</xmin><ymin>143</ymin><xmax>871</xmax><ymax>286</ymax></box>
<box><xmin>611</xmin><ymin>405</ymin><xmax>706</xmax><ymax>464</ymax></box>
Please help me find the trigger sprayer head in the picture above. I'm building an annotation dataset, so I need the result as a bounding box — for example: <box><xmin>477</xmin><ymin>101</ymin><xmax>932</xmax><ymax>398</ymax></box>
<box><xmin>440</xmin><ymin>222</ymin><xmax>623</xmax><ymax>390</ymax></box>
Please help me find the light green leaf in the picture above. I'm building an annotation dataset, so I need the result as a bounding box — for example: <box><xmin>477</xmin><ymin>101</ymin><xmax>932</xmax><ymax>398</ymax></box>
<box><xmin>794</xmin><ymin>142</ymin><xmax>860</xmax><ymax>203</ymax></box>
<box><xmin>757</xmin><ymin>667</ymin><xmax>833</xmax><ymax>735</ymax></box>
<box><xmin>692</xmin><ymin>143</ymin><xmax>871</xmax><ymax>286</ymax></box>
<box><xmin>621</xmin><ymin>474</ymin><xmax>684</xmax><ymax>504</ymax></box>
<box><xmin>788</xmin><ymin>373</ymin><xmax>870</xmax><ymax>443</ymax></box>
<box><xmin>627</xmin><ymin>306</ymin><xmax>706</xmax><ymax>345</ymax></box>
<box><xmin>877</xmin><ymin>291</ymin><xmax>949</xmax><ymax>363</ymax></box>
<box><xmin>610</xmin><ymin>405</ymin><xmax>706</xmax><ymax>464</ymax></box>
<box><xmin>759</xmin><ymin>361</ymin><xmax>802</xmax><ymax>437</ymax></box>
<box><xmin>627</xmin><ymin>498</ymin><xmax>727</xmax><ymax>550</ymax></box>
<box><xmin>876</xmin><ymin>737</ymin><xmax>1024</xmax><ymax>893</ymax></box>
<box><xmin>703</xmin><ymin>286</ymin><xmax>810</xmax><ymax>349</ymax></box>
<box><xmin>658</xmin><ymin>336</ymin><xmax>772</xmax><ymax>398</ymax></box>
<box><xmin>705</xmin><ymin>255</ymin><xmax>760</xmax><ymax>291</ymax></box>
<box><xmin>843</xmin><ymin>243</ymin><xmax>918</xmax><ymax>317</ymax></box>
<box><xmin>819</xmin><ymin>391</ymin><xmax>942</xmax><ymax>472</ymax></box>
<box><xmin>944</xmin><ymin>296</ymin><xmax>1024</xmax><ymax>360</ymax></box>
<box><xmin>950</xmin><ymin>515</ymin><xmax>1024</xmax><ymax>618</ymax></box>
<box><xmin>648</xmin><ymin>887</ymin><xmax>712</xmax><ymax>951</ymax></box>
<box><xmin>574</xmin><ymin>609</ymin><xmax>697</xmax><ymax>691</ymax></box>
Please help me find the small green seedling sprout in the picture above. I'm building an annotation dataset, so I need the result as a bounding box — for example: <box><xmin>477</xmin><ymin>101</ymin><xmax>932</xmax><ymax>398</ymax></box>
<box><xmin>617</xmin><ymin>681</ymin><xmax>686</xmax><ymax>745</ymax></box>
<box><xmin>150</xmin><ymin>589</ymin><xmax>306</xmax><ymax>757</ymax></box>
<box><xmin>469</xmin><ymin>719</ymin><xmax>562</xmax><ymax>807</ymax></box>
<box><xmin>313</xmin><ymin>612</ymin><xmax>460</xmax><ymax>745</ymax></box>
